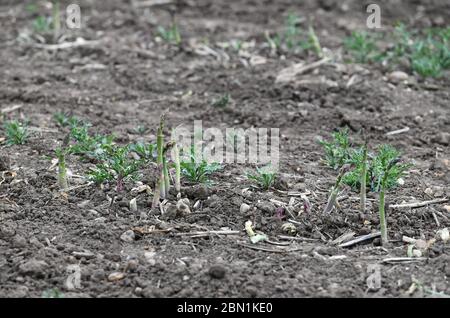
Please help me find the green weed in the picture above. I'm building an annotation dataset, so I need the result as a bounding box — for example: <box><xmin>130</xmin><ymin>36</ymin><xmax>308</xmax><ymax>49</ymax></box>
<box><xmin>4</xmin><ymin>120</ymin><xmax>29</xmax><ymax>145</ymax></box>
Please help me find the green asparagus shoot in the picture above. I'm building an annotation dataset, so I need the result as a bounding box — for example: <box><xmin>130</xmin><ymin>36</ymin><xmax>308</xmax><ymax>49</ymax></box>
<box><xmin>323</xmin><ymin>164</ymin><xmax>351</xmax><ymax>213</ymax></box>
<box><xmin>379</xmin><ymin>158</ymin><xmax>401</xmax><ymax>245</ymax></box>
<box><xmin>360</xmin><ymin>140</ymin><xmax>368</xmax><ymax>213</ymax></box>
<box><xmin>173</xmin><ymin>140</ymin><xmax>181</xmax><ymax>195</ymax></box>
<box><xmin>56</xmin><ymin>146</ymin><xmax>69</xmax><ymax>192</ymax></box>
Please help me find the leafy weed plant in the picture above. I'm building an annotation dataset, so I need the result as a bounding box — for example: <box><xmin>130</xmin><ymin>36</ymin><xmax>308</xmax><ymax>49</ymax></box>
<box><xmin>180</xmin><ymin>146</ymin><xmax>221</xmax><ymax>183</ymax></box>
<box><xmin>4</xmin><ymin>120</ymin><xmax>29</xmax><ymax>145</ymax></box>
<box><xmin>247</xmin><ymin>166</ymin><xmax>277</xmax><ymax>190</ymax></box>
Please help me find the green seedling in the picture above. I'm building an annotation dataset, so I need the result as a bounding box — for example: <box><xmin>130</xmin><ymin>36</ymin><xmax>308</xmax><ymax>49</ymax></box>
<box><xmin>284</xmin><ymin>12</ymin><xmax>301</xmax><ymax>50</ymax></box>
<box><xmin>394</xmin><ymin>25</ymin><xmax>450</xmax><ymax>77</ymax></box>
<box><xmin>343</xmin><ymin>145</ymin><xmax>410</xmax><ymax>191</ymax></box>
<box><xmin>231</xmin><ymin>39</ymin><xmax>243</xmax><ymax>52</ymax></box>
<box><xmin>346</xmin><ymin>25</ymin><xmax>450</xmax><ymax>78</ymax></box>
<box><xmin>129</xmin><ymin>142</ymin><xmax>156</xmax><ymax>162</ymax></box>
<box><xmin>344</xmin><ymin>31</ymin><xmax>379</xmax><ymax>63</ymax></box>
<box><xmin>212</xmin><ymin>93</ymin><xmax>230</xmax><ymax>108</ymax></box>
<box><xmin>54</xmin><ymin>112</ymin><xmax>79</xmax><ymax>128</ymax></box>
<box><xmin>42</xmin><ymin>288</ymin><xmax>65</xmax><ymax>298</ymax></box>
<box><xmin>157</xmin><ymin>23</ymin><xmax>181</xmax><ymax>45</ymax></box>
<box><xmin>410</xmin><ymin>278</ymin><xmax>450</xmax><ymax>298</ymax></box>
<box><xmin>134</xmin><ymin>125</ymin><xmax>148</xmax><ymax>135</ymax></box>
<box><xmin>319</xmin><ymin>128</ymin><xmax>352</xmax><ymax>170</ymax></box>
<box><xmin>31</xmin><ymin>1</ymin><xmax>61</xmax><ymax>43</ymax></box>
<box><xmin>33</xmin><ymin>15</ymin><xmax>52</xmax><ymax>34</ymax></box>
<box><xmin>88</xmin><ymin>144</ymin><xmax>141</xmax><ymax>192</ymax></box>
<box><xmin>68</xmin><ymin>122</ymin><xmax>115</xmax><ymax>160</ymax></box>
<box><xmin>180</xmin><ymin>145</ymin><xmax>221</xmax><ymax>183</ymax></box>
<box><xmin>320</xmin><ymin>130</ymin><xmax>410</xmax><ymax>193</ymax></box>
<box><xmin>410</xmin><ymin>35</ymin><xmax>450</xmax><ymax>77</ymax></box>
<box><xmin>265</xmin><ymin>13</ymin><xmax>322</xmax><ymax>56</ymax></box>
<box><xmin>4</xmin><ymin>120</ymin><xmax>29</xmax><ymax>145</ymax></box>
<box><xmin>247</xmin><ymin>166</ymin><xmax>277</xmax><ymax>190</ymax></box>
<box><xmin>26</xmin><ymin>4</ymin><xmax>38</xmax><ymax>13</ymax></box>
<box><xmin>367</xmin><ymin>145</ymin><xmax>410</xmax><ymax>192</ymax></box>
<box><xmin>323</xmin><ymin>164</ymin><xmax>351</xmax><ymax>213</ymax></box>
<box><xmin>265</xmin><ymin>31</ymin><xmax>281</xmax><ymax>52</ymax></box>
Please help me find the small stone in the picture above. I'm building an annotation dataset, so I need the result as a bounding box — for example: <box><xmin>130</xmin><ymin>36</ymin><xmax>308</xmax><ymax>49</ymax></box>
<box><xmin>433</xmin><ymin>16</ymin><xmax>445</xmax><ymax>26</ymax></box>
<box><xmin>11</xmin><ymin>286</ymin><xmax>28</xmax><ymax>298</ymax></box>
<box><xmin>176</xmin><ymin>198</ymin><xmax>191</xmax><ymax>215</ymax></box>
<box><xmin>139</xmin><ymin>212</ymin><xmax>148</xmax><ymax>220</ymax></box>
<box><xmin>12</xmin><ymin>235</ymin><xmax>27</xmax><ymax>248</ymax></box>
<box><xmin>77</xmin><ymin>200</ymin><xmax>90</xmax><ymax>208</ymax></box>
<box><xmin>0</xmin><ymin>155</ymin><xmax>10</xmax><ymax>171</ymax></box>
<box><xmin>246</xmin><ymin>286</ymin><xmax>258</xmax><ymax>297</ymax></box>
<box><xmin>134</xmin><ymin>287</ymin><xmax>143</xmax><ymax>296</ymax></box>
<box><xmin>65</xmin><ymin>264</ymin><xmax>81</xmax><ymax>291</ymax></box>
<box><xmin>430</xmin><ymin>159</ymin><xmax>450</xmax><ymax>171</ymax></box>
<box><xmin>185</xmin><ymin>184</ymin><xmax>210</xmax><ymax>200</ymax></box>
<box><xmin>208</xmin><ymin>265</ymin><xmax>226</xmax><ymax>279</ymax></box>
<box><xmin>273</xmin><ymin>176</ymin><xmax>289</xmax><ymax>190</ymax></box>
<box><xmin>281</xmin><ymin>222</ymin><xmax>297</xmax><ymax>234</ymax></box>
<box><xmin>436</xmin><ymin>228</ymin><xmax>449</xmax><ymax>243</ymax></box>
<box><xmin>0</xmin><ymin>222</ymin><xmax>16</xmax><ymax>238</ymax></box>
<box><xmin>241</xmin><ymin>188</ymin><xmax>253</xmax><ymax>198</ymax></box>
<box><xmin>413</xmin><ymin>116</ymin><xmax>423</xmax><ymax>124</ymax></box>
<box><xmin>91</xmin><ymin>269</ymin><xmax>106</xmax><ymax>282</ymax></box>
<box><xmin>412</xmin><ymin>249</ymin><xmax>423</xmax><ymax>258</ymax></box>
<box><xmin>193</xmin><ymin>200</ymin><xmax>201</xmax><ymax>210</ymax></box>
<box><xmin>424</xmin><ymin>188</ymin><xmax>433</xmax><ymax>196</ymax></box>
<box><xmin>249</xmin><ymin>55</ymin><xmax>267</xmax><ymax>66</ymax></box>
<box><xmin>163</xmin><ymin>203</ymin><xmax>178</xmax><ymax>219</ymax></box>
<box><xmin>144</xmin><ymin>251</ymin><xmax>157</xmax><ymax>266</ymax></box>
<box><xmin>240</xmin><ymin>203</ymin><xmax>251</xmax><ymax>213</ymax></box>
<box><xmin>256</xmin><ymin>201</ymin><xmax>276</xmax><ymax>214</ymax></box>
<box><xmin>120</xmin><ymin>230</ymin><xmax>135</xmax><ymax>243</ymax></box>
<box><xmin>107</xmin><ymin>272</ymin><xmax>125</xmax><ymax>282</ymax></box>
<box><xmin>388</xmin><ymin>71</ymin><xmax>409</xmax><ymax>83</ymax></box>
<box><xmin>414</xmin><ymin>239</ymin><xmax>428</xmax><ymax>251</ymax></box>
<box><xmin>72</xmin><ymin>251</ymin><xmax>95</xmax><ymax>259</ymax></box>
<box><xmin>433</xmin><ymin>132</ymin><xmax>450</xmax><ymax>146</ymax></box>
<box><xmin>141</xmin><ymin>286</ymin><xmax>163</xmax><ymax>298</ymax></box>
<box><xmin>433</xmin><ymin>186</ymin><xmax>445</xmax><ymax>198</ymax></box>
<box><xmin>129</xmin><ymin>198</ymin><xmax>138</xmax><ymax>212</ymax></box>
<box><xmin>19</xmin><ymin>259</ymin><xmax>48</xmax><ymax>278</ymax></box>
<box><xmin>126</xmin><ymin>259</ymin><xmax>139</xmax><ymax>272</ymax></box>
<box><xmin>445</xmin><ymin>262</ymin><xmax>450</xmax><ymax>277</ymax></box>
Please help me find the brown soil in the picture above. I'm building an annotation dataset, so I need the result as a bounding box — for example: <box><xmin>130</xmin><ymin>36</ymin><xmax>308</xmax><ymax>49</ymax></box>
<box><xmin>0</xmin><ymin>0</ymin><xmax>449</xmax><ymax>298</ymax></box>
